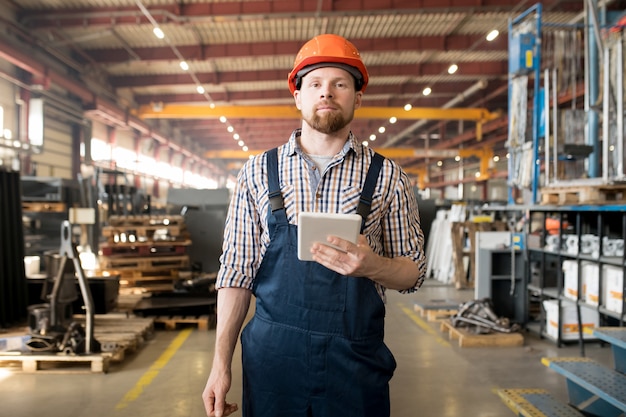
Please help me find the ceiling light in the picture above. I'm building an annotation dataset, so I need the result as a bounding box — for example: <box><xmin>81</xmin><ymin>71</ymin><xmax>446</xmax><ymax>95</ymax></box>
<box><xmin>437</xmin><ymin>160</ymin><xmax>443</xmax><ymax>166</ymax></box>
<box><xmin>179</xmin><ymin>61</ymin><xmax>189</xmax><ymax>71</ymax></box>
<box><xmin>196</xmin><ymin>85</ymin><xmax>205</xmax><ymax>94</ymax></box>
<box><xmin>486</xmin><ymin>29</ymin><xmax>499</xmax><ymax>41</ymax></box>
<box><xmin>242</xmin><ymin>146</ymin><xmax>249</xmax><ymax>152</ymax></box>
<box><xmin>447</xmin><ymin>64</ymin><xmax>458</xmax><ymax>74</ymax></box>
<box><xmin>369</xmin><ymin>134</ymin><xmax>376</xmax><ymax>141</ymax></box>
<box><xmin>389</xmin><ymin>117</ymin><xmax>397</xmax><ymax>124</ymax></box>
<box><xmin>378</xmin><ymin>126</ymin><xmax>386</xmax><ymax>134</ymax></box>
<box><xmin>474</xmin><ymin>171</ymin><xmax>481</xmax><ymax>178</ymax></box>
<box><xmin>238</xmin><ymin>140</ymin><xmax>244</xmax><ymax>147</ymax></box>
<box><xmin>227</xmin><ymin>126</ymin><xmax>234</xmax><ymax>133</ymax></box>
<box><xmin>493</xmin><ymin>155</ymin><xmax>500</xmax><ymax>162</ymax></box>
<box><xmin>233</xmin><ymin>133</ymin><xmax>240</xmax><ymax>140</ymax></box>
<box><xmin>153</xmin><ymin>27</ymin><xmax>165</xmax><ymax>39</ymax></box>
<box><xmin>455</xmin><ymin>155</ymin><xmax>461</xmax><ymax>162</ymax></box>
<box><xmin>422</xmin><ymin>87</ymin><xmax>432</xmax><ymax>96</ymax></box>
<box><xmin>404</xmin><ymin>104</ymin><xmax>412</xmax><ymax>111</ymax></box>
<box><xmin>219</xmin><ymin>116</ymin><xmax>227</xmax><ymax>123</ymax></box>
<box><xmin>362</xmin><ymin>141</ymin><xmax>369</xmax><ymax>147</ymax></box>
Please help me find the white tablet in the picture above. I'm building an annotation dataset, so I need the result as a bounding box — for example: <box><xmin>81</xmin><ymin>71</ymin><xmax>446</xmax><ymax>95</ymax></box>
<box><xmin>297</xmin><ymin>212</ymin><xmax>362</xmax><ymax>261</ymax></box>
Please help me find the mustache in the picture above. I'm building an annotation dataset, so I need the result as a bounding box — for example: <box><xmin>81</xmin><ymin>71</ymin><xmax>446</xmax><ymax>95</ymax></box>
<box><xmin>316</xmin><ymin>100</ymin><xmax>340</xmax><ymax>109</ymax></box>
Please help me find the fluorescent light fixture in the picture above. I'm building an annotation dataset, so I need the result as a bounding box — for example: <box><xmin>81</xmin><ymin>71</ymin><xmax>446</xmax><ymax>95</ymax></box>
<box><xmin>179</xmin><ymin>61</ymin><xmax>189</xmax><ymax>71</ymax></box>
<box><xmin>153</xmin><ymin>27</ymin><xmax>165</xmax><ymax>39</ymax></box>
<box><xmin>422</xmin><ymin>87</ymin><xmax>432</xmax><ymax>96</ymax></box>
<box><xmin>486</xmin><ymin>30</ymin><xmax>499</xmax><ymax>41</ymax></box>
<box><xmin>447</xmin><ymin>64</ymin><xmax>458</xmax><ymax>74</ymax></box>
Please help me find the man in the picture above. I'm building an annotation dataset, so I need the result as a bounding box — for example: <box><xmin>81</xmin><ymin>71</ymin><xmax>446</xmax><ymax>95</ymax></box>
<box><xmin>202</xmin><ymin>33</ymin><xmax>426</xmax><ymax>417</ymax></box>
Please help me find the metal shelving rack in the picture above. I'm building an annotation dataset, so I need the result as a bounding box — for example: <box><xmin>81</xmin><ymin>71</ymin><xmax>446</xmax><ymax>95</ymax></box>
<box><xmin>525</xmin><ymin>205</ymin><xmax>626</xmax><ymax>351</ymax></box>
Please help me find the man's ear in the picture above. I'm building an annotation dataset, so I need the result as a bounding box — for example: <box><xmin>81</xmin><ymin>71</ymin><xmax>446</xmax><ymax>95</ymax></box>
<box><xmin>294</xmin><ymin>90</ymin><xmax>302</xmax><ymax>110</ymax></box>
<box><xmin>354</xmin><ymin>91</ymin><xmax>363</xmax><ymax>109</ymax></box>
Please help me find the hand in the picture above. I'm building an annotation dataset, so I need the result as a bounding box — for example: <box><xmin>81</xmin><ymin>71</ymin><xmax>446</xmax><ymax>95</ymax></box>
<box><xmin>310</xmin><ymin>234</ymin><xmax>378</xmax><ymax>277</ymax></box>
<box><xmin>202</xmin><ymin>368</ymin><xmax>238</xmax><ymax>417</ymax></box>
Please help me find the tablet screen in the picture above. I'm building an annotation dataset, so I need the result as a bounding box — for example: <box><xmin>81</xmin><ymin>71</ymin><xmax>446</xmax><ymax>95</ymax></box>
<box><xmin>297</xmin><ymin>212</ymin><xmax>362</xmax><ymax>261</ymax></box>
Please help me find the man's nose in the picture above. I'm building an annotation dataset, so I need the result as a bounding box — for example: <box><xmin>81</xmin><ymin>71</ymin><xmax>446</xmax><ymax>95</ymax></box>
<box><xmin>320</xmin><ymin>84</ymin><xmax>333</xmax><ymax>99</ymax></box>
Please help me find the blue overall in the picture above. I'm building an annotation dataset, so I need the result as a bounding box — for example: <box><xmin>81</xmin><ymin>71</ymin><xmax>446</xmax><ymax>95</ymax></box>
<box><xmin>240</xmin><ymin>148</ymin><xmax>396</xmax><ymax>417</ymax></box>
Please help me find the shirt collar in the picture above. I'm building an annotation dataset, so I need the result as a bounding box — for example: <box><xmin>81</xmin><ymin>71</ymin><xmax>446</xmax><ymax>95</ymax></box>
<box><xmin>287</xmin><ymin>128</ymin><xmax>364</xmax><ymax>159</ymax></box>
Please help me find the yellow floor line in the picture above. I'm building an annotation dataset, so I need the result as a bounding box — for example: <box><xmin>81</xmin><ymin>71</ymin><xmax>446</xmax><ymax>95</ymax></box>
<box><xmin>399</xmin><ymin>304</ymin><xmax>451</xmax><ymax>347</ymax></box>
<box><xmin>116</xmin><ymin>328</ymin><xmax>193</xmax><ymax>410</ymax></box>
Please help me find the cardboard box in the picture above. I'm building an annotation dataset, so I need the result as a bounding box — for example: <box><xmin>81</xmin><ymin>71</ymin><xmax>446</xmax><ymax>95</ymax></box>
<box><xmin>602</xmin><ymin>265</ymin><xmax>624</xmax><ymax>314</ymax></box>
<box><xmin>562</xmin><ymin>260</ymin><xmax>581</xmax><ymax>301</ymax></box>
<box><xmin>543</xmin><ymin>299</ymin><xmax>599</xmax><ymax>341</ymax></box>
<box><xmin>582</xmin><ymin>262</ymin><xmax>599</xmax><ymax>306</ymax></box>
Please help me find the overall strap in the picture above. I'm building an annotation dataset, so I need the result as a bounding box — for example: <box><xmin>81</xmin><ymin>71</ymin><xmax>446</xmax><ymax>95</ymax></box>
<box><xmin>266</xmin><ymin>148</ymin><xmax>288</xmax><ymax>222</ymax></box>
<box><xmin>357</xmin><ymin>152</ymin><xmax>385</xmax><ymax>232</ymax></box>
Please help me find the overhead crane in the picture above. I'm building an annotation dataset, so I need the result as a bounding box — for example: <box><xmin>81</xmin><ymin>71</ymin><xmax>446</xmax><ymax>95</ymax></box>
<box><xmin>136</xmin><ymin>105</ymin><xmax>498</xmax><ymax>124</ymax></box>
<box><xmin>205</xmin><ymin>147</ymin><xmax>495</xmax><ymax>190</ymax></box>
<box><xmin>136</xmin><ymin>104</ymin><xmax>499</xmax><ymax>188</ymax></box>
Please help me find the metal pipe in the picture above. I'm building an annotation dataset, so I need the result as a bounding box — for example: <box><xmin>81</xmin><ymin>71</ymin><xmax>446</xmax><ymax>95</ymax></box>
<box><xmin>617</xmin><ymin>37</ymin><xmax>624</xmax><ymax>179</ymax></box>
<box><xmin>552</xmin><ymin>68</ymin><xmax>559</xmax><ymax>184</ymax></box>
<box><xmin>603</xmin><ymin>45</ymin><xmax>610</xmax><ymax>182</ymax></box>
<box><xmin>544</xmin><ymin>68</ymin><xmax>551</xmax><ymax>185</ymax></box>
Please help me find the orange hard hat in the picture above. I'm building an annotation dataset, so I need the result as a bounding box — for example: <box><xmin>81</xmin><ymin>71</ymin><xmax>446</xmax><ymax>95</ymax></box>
<box><xmin>287</xmin><ymin>34</ymin><xmax>369</xmax><ymax>94</ymax></box>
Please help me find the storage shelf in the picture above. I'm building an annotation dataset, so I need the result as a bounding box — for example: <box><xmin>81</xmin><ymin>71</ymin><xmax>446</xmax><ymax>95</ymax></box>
<box><xmin>524</xmin><ymin>206</ymin><xmax>626</xmax><ymax>346</ymax></box>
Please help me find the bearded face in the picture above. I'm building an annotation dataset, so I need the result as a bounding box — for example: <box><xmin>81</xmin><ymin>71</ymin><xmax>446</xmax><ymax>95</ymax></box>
<box><xmin>304</xmin><ymin>102</ymin><xmax>355</xmax><ymax>134</ymax></box>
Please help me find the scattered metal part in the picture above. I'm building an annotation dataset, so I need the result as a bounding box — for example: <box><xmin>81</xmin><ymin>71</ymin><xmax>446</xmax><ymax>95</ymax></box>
<box><xmin>451</xmin><ymin>298</ymin><xmax>521</xmax><ymax>334</ymax></box>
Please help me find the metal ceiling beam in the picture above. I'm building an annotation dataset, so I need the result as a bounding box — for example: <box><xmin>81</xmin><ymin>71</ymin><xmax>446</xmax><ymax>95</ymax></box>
<box><xmin>20</xmin><ymin>2</ymin><xmax>535</xmax><ymax>29</ymax></box>
<box><xmin>80</xmin><ymin>34</ymin><xmax>506</xmax><ymax>64</ymax></box>
<box><xmin>137</xmin><ymin>105</ymin><xmax>499</xmax><ymax>122</ymax></box>
<box><xmin>112</xmin><ymin>62</ymin><xmax>508</xmax><ymax>89</ymax></box>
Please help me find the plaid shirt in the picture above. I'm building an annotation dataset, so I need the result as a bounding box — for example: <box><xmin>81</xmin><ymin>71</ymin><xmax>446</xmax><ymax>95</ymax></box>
<box><xmin>216</xmin><ymin>129</ymin><xmax>426</xmax><ymax>300</ymax></box>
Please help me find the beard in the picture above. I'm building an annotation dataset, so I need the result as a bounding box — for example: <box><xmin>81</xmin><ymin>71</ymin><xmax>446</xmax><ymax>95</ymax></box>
<box><xmin>304</xmin><ymin>105</ymin><xmax>354</xmax><ymax>134</ymax></box>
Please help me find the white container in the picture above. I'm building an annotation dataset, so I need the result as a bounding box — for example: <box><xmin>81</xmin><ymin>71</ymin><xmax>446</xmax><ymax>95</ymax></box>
<box><xmin>23</xmin><ymin>256</ymin><xmax>40</xmax><ymax>278</ymax></box>
<box><xmin>582</xmin><ymin>262</ymin><xmax>599</xmax><ymax>306</ymax></box>
<box><xmin>543</xmin><ymin>299</ymin><xmax>599</xmax><ymax>341</ymax></box>
<box><xmin>602</xmin><ymin>265</ymin><xmax>624</xmax><ymax>314</ymax></box>
<box><xmin>562</xmin><ymin>260</ymin><xmax>580</xmax><ymax>301</ymax></box>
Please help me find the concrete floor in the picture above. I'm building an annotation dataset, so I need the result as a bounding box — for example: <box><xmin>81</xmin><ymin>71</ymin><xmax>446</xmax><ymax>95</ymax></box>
<box><xmin>0</xmin><ymin>279</ymin><xmax>615</xmax><ymax>417</ymax></box>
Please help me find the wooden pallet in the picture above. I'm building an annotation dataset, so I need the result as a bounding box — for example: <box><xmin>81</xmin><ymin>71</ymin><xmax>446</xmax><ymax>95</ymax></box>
<box><xmin>414</xmin><ymin>302</ymin><xmax>458</xmax><ymax>322</ymax></box>
<box><xmin>153</xmin><ymin>315</ymin><xmax>215</xmax><ymax>331</ymax></box>
<box><xmin>439</xmin><ymin>319</ymin><xmax>524</xmax><ymax>348</ymax></box>
<box><xmin>22</xmin><ymin>201</ymin><xmax>66</xmax><ymax>213</ymax></box>
<box><xmin>541</xmin><ymin>184</ymin><xmax>626</xmax><ymax>205</ymax></box>
<box><xmin>99</xmin><ymin>254</ymin><xmax>190</xmax><ymax>270</ymax></box>
<box><xmin>99</xmin><ymin>240</ymin><xmax>191</xmax><ymax>257</ymax></box>
<box><xmin>0</xmin><ymin>352</ymin><xmax>109</xmax><ymax>373</ymax></box>
<box><xmin>0</xmin><ymin>314</ymin><xmax>155</xmax><ymax>373</ymax></box>
<box><xmin>107</xmin><ymin>214</ymin><xmax>186</xmax><ymax>227</ymax></box>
